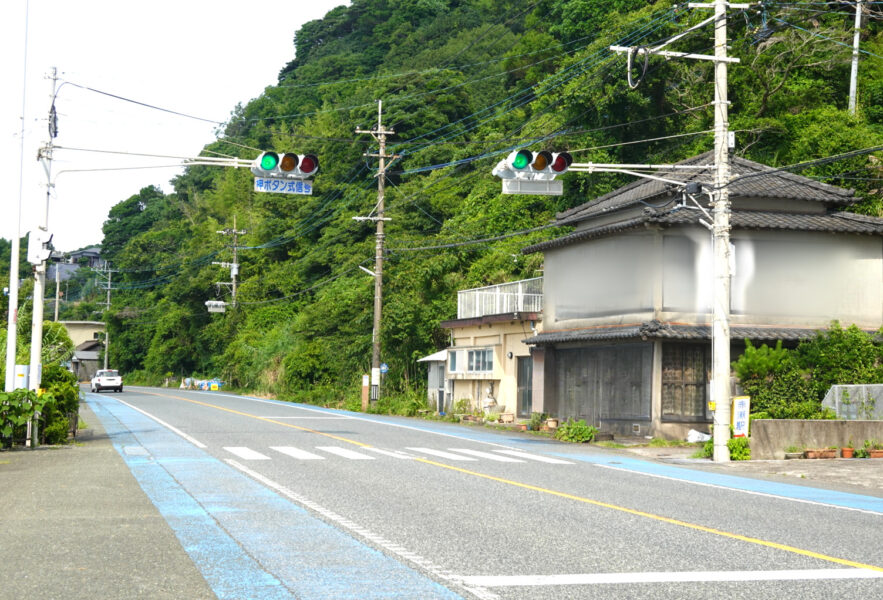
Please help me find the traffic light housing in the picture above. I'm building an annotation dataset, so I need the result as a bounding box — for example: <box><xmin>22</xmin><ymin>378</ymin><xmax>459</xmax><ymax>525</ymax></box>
<box><xmin>26</xmin><ymin>229</ymin><xmax>53</xmax><ymax>265</ymax></box>
<box><xmin>493</xmin><ymin>150</ymin><xmax>572</xmax><ymax>179</ymax></box>
<box><xmin>491</xmin><ymin>149</ymin><xmax>572</xmax><ymax>195</ymax></box>
<box><xmin>251</xmin><ymin>151</ymin><xmax>319</xmax><ymax>179</ymax></box>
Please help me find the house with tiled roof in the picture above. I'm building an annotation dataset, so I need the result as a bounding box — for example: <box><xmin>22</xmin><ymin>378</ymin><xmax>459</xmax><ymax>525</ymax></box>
<box><xmin>518</xmin><ymin>151</ymin><xmax>883</xmax><ymax>439</ymax></box>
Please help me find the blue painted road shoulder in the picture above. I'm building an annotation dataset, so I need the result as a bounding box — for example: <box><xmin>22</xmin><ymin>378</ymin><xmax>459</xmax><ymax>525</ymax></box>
<box><xmin>87</xmin><ymin>394</ymin><xmax>463</xmax><ymax>600</ymax></box>
<box><xmin>558</xmin><ymin>452</ymin><xmax>883</xmax><ymax>515</ymax></box>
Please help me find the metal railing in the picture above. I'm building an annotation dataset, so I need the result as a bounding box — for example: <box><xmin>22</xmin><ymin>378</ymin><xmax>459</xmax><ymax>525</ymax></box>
<box><xmin>457</xmin><ymin>277</ymin><xmax>543</xmax><ymax>319</ymax></box>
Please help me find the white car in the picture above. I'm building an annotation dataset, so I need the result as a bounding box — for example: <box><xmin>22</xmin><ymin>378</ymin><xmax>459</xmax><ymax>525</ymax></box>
<box><xmin>91</xmin><ymin>369</ymin><xmax>123</xmax><ymax>393</ymax></box>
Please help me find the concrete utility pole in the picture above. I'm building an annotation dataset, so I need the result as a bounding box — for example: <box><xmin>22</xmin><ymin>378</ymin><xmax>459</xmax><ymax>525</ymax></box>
<box><xmin>54</xmin><ymin>260</ymin><xmax>60</xmax><ymax>321</ymax></box>
<box><xmin>28</xmin><ymin>67</ymin><xmax>60</xmax><ymax>394</ymax></box>
<box><xmin>612</xmin><ymin>1</ymin><xmax>743</xmax><ymax>461</ymax></box>
<box><xmin>99</xmin><ymin>262</ymin><xmax>113</xmax><ymax>370</ymax></box>
<box><xmin>355</xmin><ymin>101</ymin><xmax>398</xmax><ymax>403</ymax></box>
<box><xmin>213</xmin><ymin>216</ymin><xmax>247</xmax><ymax>307</ymax></box>
<box><xmin>849</xmin><ymin>0</ymin><xmax>864</xmax><ymax>115</ymax></box>
<box><xmin>710</xmin><ymin>0</ymin><xmax>733</xmax><ymax>463</ymax></box>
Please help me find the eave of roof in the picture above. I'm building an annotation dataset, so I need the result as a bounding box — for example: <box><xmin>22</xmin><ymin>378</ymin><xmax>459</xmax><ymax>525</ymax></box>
<box><xmin>523</xmin><ymin>207</ymin><xmax>883</xmax><ymax>254</ymax></box>
<box><xmin>440</xmin><ymin>312</ymin><xmax>541</xmax><ymax>329</ymax></box>
<box><xmin>556</xmin><ymin>151</ymin><xmax>856</xmax><ymax>226</ymax></box>
<box><xmin>524</xmin><ymin>321</ymin><xmax>830</xmax><ymax>345</ymax></box>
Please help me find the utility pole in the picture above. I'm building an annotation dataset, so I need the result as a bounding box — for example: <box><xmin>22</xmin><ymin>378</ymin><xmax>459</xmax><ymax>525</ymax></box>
<box><xmin>612</xmin><ymin>1</ymin><xmax>743</xmax><ymax>461</ymax></box>
<box><xmin>849</xmin><ymin>0</ymin><xmax>864</xmax><ymax>115</ymax></box>
<box><xmin>710</xmin><ymin>0</ymin><xmax>733</xmax><ymax>463</ymax></box>
<box><xmin>213</xmin><ymin>216</ymin><xmax>247</xmax><ymax>307</ymax></box>
<box><xmin>99</xmin><ymin>262</ymin><xmax>113</xmax><ymax>370</ymax></box>
<box><xmin>355</xmin><ymin>101</ymin><xmax>398</xmax><ymax>403</ymax></box>
<box><xmin>54</xmin><ymin>260</ymin><xmax>60</xmax><ymax>321</ymax></box>
<box><xmin>28</xmin><ymin>67</ymin><xmax>59</xmax><ymax>394</ymax></box>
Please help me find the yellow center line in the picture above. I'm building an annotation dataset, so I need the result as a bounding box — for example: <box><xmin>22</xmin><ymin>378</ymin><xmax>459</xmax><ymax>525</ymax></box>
<box><xmin>142</xmin><ymin>391</ymin><xmax>372</xmax><ymax>447</ymax></box>
<box><xmin>150</xmin><ymin>390</ymin><xmax>883</xmax><ymax>573</ymax></box>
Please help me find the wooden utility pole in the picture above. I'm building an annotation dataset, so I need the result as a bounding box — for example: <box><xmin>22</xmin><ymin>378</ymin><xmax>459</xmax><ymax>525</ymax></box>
<box><xmin>355</xmin><ymin>101</ymin><xmax>398</xmax><ymax>403</ymax></box>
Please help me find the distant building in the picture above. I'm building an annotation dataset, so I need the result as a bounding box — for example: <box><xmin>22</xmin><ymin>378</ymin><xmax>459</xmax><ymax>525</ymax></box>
<box><xmin>60</xmin><ymin>321</ymin><xmax>104</xmax><ymax>381</ymax></box>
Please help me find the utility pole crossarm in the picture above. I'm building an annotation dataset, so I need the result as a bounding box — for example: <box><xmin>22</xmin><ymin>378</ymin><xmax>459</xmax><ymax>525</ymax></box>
<box><xmin>610</xmin><ymin>46</ymin><xmax>739</xmax><ymax>64</ymax></box>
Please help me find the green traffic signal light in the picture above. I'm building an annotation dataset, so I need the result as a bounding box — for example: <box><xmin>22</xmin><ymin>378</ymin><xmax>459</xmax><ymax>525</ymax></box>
<box><xmin>509</xmin><ymin>150</ymin><xmax>532</xmax><ymax>170</ymax></box>
<box><xmin>260</xmin><ymin>152</ymin><xmax>280</xmax><ymax>171</ymax></box>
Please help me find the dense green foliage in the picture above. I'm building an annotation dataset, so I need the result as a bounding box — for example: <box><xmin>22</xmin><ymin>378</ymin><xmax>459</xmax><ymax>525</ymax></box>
<box><xmin>7</xmin><ymin>1</ymin><xmax>881</xmax><ymax>407</ymax></box>
<box><xmin>733</xmin><ymin>323</ymin><xmax>883</xmax><ymax>419</ymax></box>
<box><xmin>554</xmin><ymin>418</ymin><xmax>598</xmax><ymax>443</ymax></box>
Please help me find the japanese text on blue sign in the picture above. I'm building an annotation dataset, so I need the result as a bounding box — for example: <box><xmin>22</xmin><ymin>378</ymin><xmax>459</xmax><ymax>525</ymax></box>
<box><xmin>254</xmin><ymin>177</ymin><xmax>313</xmax><ymax>195</ymax></box>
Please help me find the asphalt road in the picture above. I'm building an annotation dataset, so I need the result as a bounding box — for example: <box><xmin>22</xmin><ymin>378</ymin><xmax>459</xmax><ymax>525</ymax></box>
<box><xmin>85</xmin><ymin>387</ymin><xmax>883</xmax><ymax>599</ymax></box>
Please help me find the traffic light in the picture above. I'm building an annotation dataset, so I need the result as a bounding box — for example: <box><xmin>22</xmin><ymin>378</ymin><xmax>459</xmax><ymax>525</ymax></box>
<box><xmin>26</xmin><ymin>229</ymin><xmax>53</xmax><ymax>265</ymax></box>
<box><xmin>493</xmin><ymin>150</ymin><xmax>572</xmax><ymax>179</ymax></box>
<box><xmin>251</xmin><ymin>151</ymin><xmax>320</xmax><ymax>179</ymax></box>
<box><xmin>491</xmin><ymin>149</ymin><xmax>572</xmax><ymax>195</ymax></box>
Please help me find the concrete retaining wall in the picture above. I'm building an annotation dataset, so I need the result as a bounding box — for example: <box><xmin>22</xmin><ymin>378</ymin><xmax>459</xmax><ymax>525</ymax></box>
<box><xmin>751</xmin><ymin>420</ymin><xmax>883</xmax><ymax>459</ymax></box>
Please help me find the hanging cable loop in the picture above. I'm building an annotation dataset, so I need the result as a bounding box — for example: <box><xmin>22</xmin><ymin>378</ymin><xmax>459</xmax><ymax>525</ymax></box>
<box><xmin>627</xmin><ymin>46</ymin><xmax>649</xmax><ymax>89</ymax></box>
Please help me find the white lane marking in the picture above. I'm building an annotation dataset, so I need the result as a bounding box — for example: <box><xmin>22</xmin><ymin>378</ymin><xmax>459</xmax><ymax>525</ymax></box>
<box><xmin>448</xmin><ymin>448</ymin><xmax>524</xmax><ymax>462</ymax></box>
<box><xmin>179</xmin><ymin>391</ymin><xmax>883</xmax><ymax>515</ymax></box>
<box><xmin>315</xmin><ymin>446</ymin><xmax>375</xmax><ymax>460</ymax></box>
<box><xmin>364</xmin><ymin>448</ymin><xmax>415</xmax><ymax>459</ymax></box>
<box><xmin>590</xmin><ymin>462</ymin><xmax>883</xmax><ymax>517</ymax></box>
<box><xmin>114</xmin><ymin>397</ymin><xmax>207</xmax><ymax>448</ymax></box>
<box><xmin>271</xmin><ymin>446</ymin><xmax>325</xmax><ymax>460</ymax></box>
<box><xmin>201</xmin><ymin>391</ymin><xmax>517</xmax><ymax>449</ymax></box>
<box><xmin>224</xmin><ymin>447</ymin><xmax>271</xmax><ymax>460</ymax></box>
<box><xmin>459</xmin><ymin>569</ymin><xmax>883</xmax><ymax>587</ymax></box>
<box><xmin>226</xmin><ymin>459</ymin><xmax>498</xmax><ymax>600</ymax></box>
<box><xmin>492</xmin><ymin>449</ymin><xmax>574</xmax><ymax>464</ymax></box>
<box><xmin>406</xmin><ymin>447</ymin><xmax>478</xmax><ymax>461</ymax></box>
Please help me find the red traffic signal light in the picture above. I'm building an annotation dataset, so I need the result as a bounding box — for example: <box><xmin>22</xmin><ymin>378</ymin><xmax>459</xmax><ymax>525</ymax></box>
<box><xmin>298</xmin><ymin>154</ymin><xmax>319</xmax><ymax>177</ymax></box>
<box><xmin>549</xmin><ymin>152</ymin><xmax>572</xmax><ymax>173</ymax></box>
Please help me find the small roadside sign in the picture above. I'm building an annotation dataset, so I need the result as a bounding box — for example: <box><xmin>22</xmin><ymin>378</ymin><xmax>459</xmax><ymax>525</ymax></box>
<box><xmin>254</xmin><ymin>177</ymin><xmax>313</xmax><ymax>195</ymax></box>
<box><xmin>380</xmin><ymin>363</ymin><xmax>389</xmax><ymax>374</ymax></box>
<box><xmin>732</xmin><ymin>396</ymin><xmax>750</xmax><ymax>437</ymax></box>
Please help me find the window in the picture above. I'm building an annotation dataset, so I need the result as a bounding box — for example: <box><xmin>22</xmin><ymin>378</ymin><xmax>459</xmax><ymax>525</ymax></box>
<box><xmin>467</xmin><ymin>349</ymin><xmax>493</xmax><ymax>373</ymax></box>
<box><xmin>449</xmin><ymin>350</ymin><xmax>459</xmax><ymax>373</ymax></box>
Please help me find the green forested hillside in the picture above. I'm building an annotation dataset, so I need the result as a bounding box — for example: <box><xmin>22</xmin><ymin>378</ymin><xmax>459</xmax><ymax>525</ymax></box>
<box><xmin>64</xmin><ymin>1</ymin><xmax>883</xmax><ymax>402</ymax></box>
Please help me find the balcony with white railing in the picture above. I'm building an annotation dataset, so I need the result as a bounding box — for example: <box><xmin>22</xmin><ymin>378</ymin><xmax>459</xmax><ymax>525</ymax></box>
<box><xmin>456</xmin><ymin>277</ymin><xmax>543</xmax><ymax>319</ymax></box>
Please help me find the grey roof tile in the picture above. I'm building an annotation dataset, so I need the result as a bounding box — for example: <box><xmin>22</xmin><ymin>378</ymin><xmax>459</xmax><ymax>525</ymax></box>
<box><xmin>524</xmin><ymin>321</ymin><xmax>826</xmax><ymax>345</ymax></box>
<box><xmin>557</xmin><ymin>151</ymin><xmax>856</xmax><ymax>225</ymax></box>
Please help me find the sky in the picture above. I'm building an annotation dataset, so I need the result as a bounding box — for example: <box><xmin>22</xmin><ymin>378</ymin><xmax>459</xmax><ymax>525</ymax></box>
<box><xmin>1</xmin><ymin>0</ymin><xmax>349</xmax><ymax>252</ymax></box>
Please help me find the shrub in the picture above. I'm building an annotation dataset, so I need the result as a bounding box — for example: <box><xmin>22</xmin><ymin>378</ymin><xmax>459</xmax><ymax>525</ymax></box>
<box><xmin>728</xmin><ymin>436</ymin><xmax>751</xmax><ymax>461</ymax></box>
<box><xmin>528</xmin><ymin>411</ymin><xmax>547</xmax><ymax>431</ymax></box>
<box><xmin>554</xmin><ymin>418</ymin><xmax>598</xmax><ymax>443</ymax></box>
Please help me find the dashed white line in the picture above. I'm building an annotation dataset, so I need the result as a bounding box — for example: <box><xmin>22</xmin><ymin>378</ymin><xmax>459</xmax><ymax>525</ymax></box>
<box><xmin>315</xmin><ymin>446</ymin><xmax>375</xmax><ymax>460</ymax></box>
<box><xmin>492</xmin><ymin>449</ymin><xmax>574</xmax><ymax>464</ymax></box>
<box><xmin>271</xmin><ymin>446</ymin><xmax>325</xmax><ymax>460</ymax></box>
<box><xmin>364</xmin><ymin>448</ymin><xmax>416</xmax><ymax>459</ymax></box>
<box><xmin>448</xmin><ymin>448</ymin><xmax>524</xmax><ymax>462</ymax></box>
<box><xmin>407</xmin><ymin>447</ymin><xmax>478</xmax><ymax>461</ymax></box>
<box><xmin>223</xmin><ymin>447</ymin><xmax>271</xmax><ymax>460</ymax></box>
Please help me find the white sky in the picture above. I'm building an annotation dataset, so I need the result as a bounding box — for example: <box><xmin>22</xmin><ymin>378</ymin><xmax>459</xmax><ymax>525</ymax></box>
<box><xmin>1</xmin><ymin>0</ymin><xmax>349</xmax><ymax>252</ymax></box>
